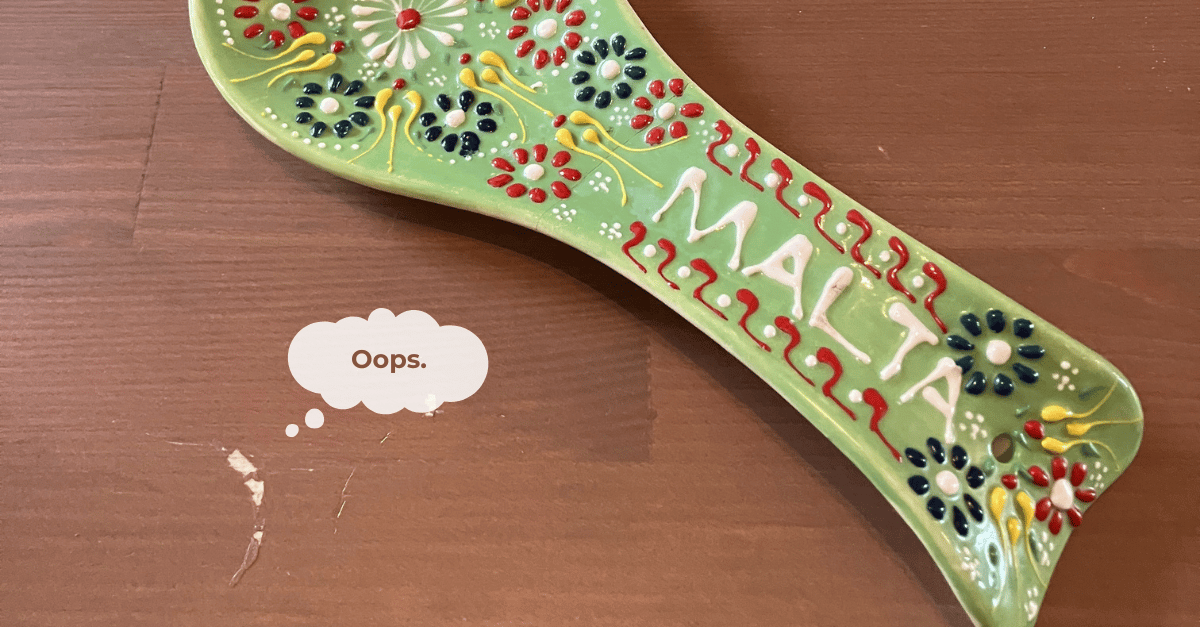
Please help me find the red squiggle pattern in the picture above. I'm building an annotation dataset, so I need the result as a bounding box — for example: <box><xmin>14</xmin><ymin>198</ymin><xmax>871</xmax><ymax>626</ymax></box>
<box><xmin>816</xmin><ymin>347</ymin><xmax>856</xmax><ymax>420</ymax></box>
<box><xmin>735</xmin><ymin>289</ymin><xmax>770</xmax><ymax>351</ymax></box>
<box><xmin>706</xmin><ymin>120</ymin><xmax>734</xmax><ymax>175</ymax></box>
<box><xmin>774</xmin><ymin>316</ymin><xmax>814</xmax><ymax>386</ymax></box>
<box><xmin>740</xmin><ymin>138</ymin><xmax>764</xmax><ymax>191</ymax></box>
<box><xmin>770</xmin><ymin>159</ymin><xmax>800</xmax><ymax>218</ymax></box>
<box><xmin>656</xmin><ymin>238</ymin><xmax>679</xmax><ymax>290</ymax></box>
<box><xmin>622</xmin><ymin>221</ymin><xmax>648</xmax><ymax>273</ymax></box>
<box><xmin>846</xmin><ymin>210</ymin><xmax>882</xmax><ymax>279</ymax></box>
<box><xmin>804</xmin><ymin>182</ymin><xmax>844</xmax><ymax>253</ymax></box>
<box><xmin>863</xmin><ymin>388</ymin><xmax>900</xmax><ymax>461</ymax></box>
<box><xmin>922</xmin><ymin>262</ymin><xmax>948</xmax><ymax>333</ymax></box>
<box><xmin>886</xmin><ymin>237</ymin><xmax>916</xmax><ymax>303</ymax></box>
<box><xmin>689</xmin><ymin>258</ymin><xmax>727</xmax><ymax>320</ymax></box>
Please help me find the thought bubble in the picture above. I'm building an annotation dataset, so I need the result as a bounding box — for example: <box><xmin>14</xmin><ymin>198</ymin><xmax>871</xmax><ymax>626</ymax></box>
<box><xmin>288</xmin><ymin>309</ymin><xmax>488</xmax><ymax>415</ymax></box>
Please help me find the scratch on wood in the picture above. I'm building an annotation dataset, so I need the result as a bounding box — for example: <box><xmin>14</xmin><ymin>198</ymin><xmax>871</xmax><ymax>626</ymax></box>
<box><xmin>334</xmin><ymin>467</ymin><xmax>356</xmax><ymax>534</ymax></box>
<box><xmin>226</xmin><ymin>449</ymin><xmax>266</xmax><ymax>587</ymax></box>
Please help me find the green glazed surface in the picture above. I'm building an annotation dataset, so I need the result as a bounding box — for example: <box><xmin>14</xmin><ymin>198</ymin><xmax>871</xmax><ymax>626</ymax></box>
<box><xmin>191</xmin><ymin>1</ymin><xmax>1143</xmax><ymax>625</ymax></box>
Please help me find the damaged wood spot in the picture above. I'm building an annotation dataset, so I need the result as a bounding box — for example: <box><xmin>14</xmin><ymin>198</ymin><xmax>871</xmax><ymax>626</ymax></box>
<box><xmin>225</xmin><ymin>449</ymin><xmax>265</xmax><ymax>587</ymax></box>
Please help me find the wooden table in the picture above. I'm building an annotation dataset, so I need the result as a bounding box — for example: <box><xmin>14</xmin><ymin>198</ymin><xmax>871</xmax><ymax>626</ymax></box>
<box><xmin>2</xmin><ymin>1</ymin><xmax>1196</xmax><ymax>625</ymax></box>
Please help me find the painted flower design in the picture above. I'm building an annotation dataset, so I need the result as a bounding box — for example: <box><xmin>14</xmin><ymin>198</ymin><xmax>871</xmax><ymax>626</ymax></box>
<box><xmin>505</xmin><ymin>0</ymin><xmax>587</xmax><ymax>69</ymax></box>
<box><xmin>947</xmin><ymin>310</ymin><xmax>1044</xmax><ymax>397</ymax></box>
<box><xmin>487</xmin><ymin>144</ymin><xmax>580</xmax><ymax>203</ymax></box>
<box><xmin>418</xmin><ymin>90</ymin><xmax>497</xmax><ymax>156</ymax></box>
<box><xmin>351</xmin><ymin>0</ymin><xmax>467</xmax><ymax>70</ymax></box>
<box><xmin>629</xmin><ymin>79</ymin><xmax>704</xmax><ymax>145</ymax></box>
<box><xmin>234</xmin><ymin>0</ymin><xmax>320</xmax><ymax>48</ymax></box>
<box><xmin>569</xmin><ymin>33</ymin><xmax>647</xmax><ymax>109</ymax></box>
<box><xmin>905</xmin><ymin>437</ymin><xmax>986</xmax><ymax>538</ymax></box>
<box><xmin>293</xmin><ymin>73</ymin><xmax>375</xmax><ymax>138</ymax></box>
<box><xmin>1026</xmin><ymin>456</ymin><xmax>1096</xmax><ymax>534</ymax></box>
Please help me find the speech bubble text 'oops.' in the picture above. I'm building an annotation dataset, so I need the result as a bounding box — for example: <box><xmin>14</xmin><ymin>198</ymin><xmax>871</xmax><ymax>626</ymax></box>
<box><xmin>288</xmin><ymin>309</ymin><xmax>488</xmax><ymax>414</ymax></box>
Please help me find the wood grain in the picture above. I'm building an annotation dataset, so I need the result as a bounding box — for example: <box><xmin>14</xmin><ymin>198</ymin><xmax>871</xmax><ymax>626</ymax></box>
<box><xmin>0</xmin><ymin>1</ymin><xmax>1196</xmax><ymax>626</ymax></box>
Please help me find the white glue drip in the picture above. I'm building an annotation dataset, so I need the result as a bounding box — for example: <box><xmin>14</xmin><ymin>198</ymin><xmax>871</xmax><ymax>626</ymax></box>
<box><xmin>807</xmin><ymin>267</ymin><xmax>871</xmax><ymax>364</ymax></box>
<box><xmin>900</xmin><ymin>357</ymin><xmax>963</xmax><ymax>444</ymax></box>
<box><xmin>653</xmin><ymin>167</ymin><xmax>758</xmax><ymax>271</ymax></box>
<box><xmin>880</xmin><ymin>302</ymin><xmax>938</xmax><ymax>381</ymax></box>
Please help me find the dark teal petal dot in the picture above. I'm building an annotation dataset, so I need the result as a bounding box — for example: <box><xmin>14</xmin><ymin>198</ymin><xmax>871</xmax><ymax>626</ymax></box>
<box><xmin>1017</xmin><ymin>345</ymin><xmax>1045</xmax><ymax>359</ymax></box>
<box><xmin>986</xmin><ymin>309</ymin><xmax>1006</xmax><ymax>333</ymax></box>
<box><xmin>950</xmin><ymin>445</ymin><xmax>969</xmax><ymax>470</ymax></box>
<box><xmin>966</xmin><ymin>466</ymin><xmax>986</xmax><ymax>489</ymax></box>
<box><xmin>955</xmin><ymin>355</ymin><xmax>975</xmax><ymax>374</ymax></box>
<box><xmin>1013</xmin><ymin>318</ymin><xmax>1035</xmax><ymax>339</ymax></box>
<box><xmin>905</xmin><ymin>447</ymin><xmax>927</xmax><ymax>468</ymax></box>
<box><xmin>1013</xmin><ymin>362</ymin><xmax>1039</xmax><ymax>384</ymax></box>
<box><xmin>927</xmin><ymin>438</ymin><xmax>946</xmax><ymax>464</ymax></box>
<box><xmin>908</xmin><ymin>475</ymin><xmax>930</xmax><ymax>496</ymax></box>
<box><xmin>964</xmin><ymin>494</ymin><xmax>985</xmax><ymax>522</ymax></box>
<box><xmin>960</xmin><ymin>313</ymin><xmax>982</xmax><ymax>336</ymax></box>
<box><xmin>953</xmin><ymin>506</ymin><xmax>970</xmax><ymax>536</ymax></box>
<box><xmin>947</xmin><ymin>335</ymin><xmax>975</xmax><ymax>351</ymax></box>
<box><xmin>993</xmin><ymin>373</ymin><xmax>1015</xmax><ymax>396</ymax></box>
<box><xmin>927</xmin><ymin>497</ymin><xmax>946</xmax><ymax>520</ymax></box>
<box><xmin>965</xmin><ymin>371</ymin><xmax>987</xmax><ymax>395</ymax></box>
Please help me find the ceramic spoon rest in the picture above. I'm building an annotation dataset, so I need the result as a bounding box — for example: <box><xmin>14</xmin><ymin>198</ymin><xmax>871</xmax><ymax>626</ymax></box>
<box><xmin>189</xmin><ymin>1</ymin><xmax>1143</xmax><ymax>624</ymax></box>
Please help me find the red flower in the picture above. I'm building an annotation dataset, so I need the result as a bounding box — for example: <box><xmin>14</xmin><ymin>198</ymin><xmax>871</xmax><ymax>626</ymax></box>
<box><xmin>234</xmin><ymin>0</ymin><xmax>319</xmax><ymax>48</ymax></box>
<box><xmin>487</xmin><ymin>144</ymin><xmax>579</xmax><ymax>203</ymax></box>
<box><xmin>1027</xmin><ymin>456</ymin><xmax>1096</xmax><ymax>534</ymax></box>
<box><xmin>629</xmin><ymin>78</ymin><xmax>704</xmax><ymax>145</ymax></box>
<box><xmin>505</xmin><ymin>0</ymin><xmax>587</xmax><ymax>70</ymax></box>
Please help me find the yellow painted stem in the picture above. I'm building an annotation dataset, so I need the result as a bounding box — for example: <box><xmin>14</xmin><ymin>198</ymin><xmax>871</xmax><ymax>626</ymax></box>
<box><xmin>479</xmin><ymin>50</ymin><xmax>537</xmax><ymax>93</ymax></box>
<box><xmin>386</xmin><ymin>106</ymin><xmax>403</xmax><ymax>172</ymax></box>
<box><xmin>1040</xmin><ymin>437</ymin><xmax>1117</xmax><ymax>459</ymax></box>
<box><xmin>348</xmin><ymin>89</ymin><xmax>395</xmax><ymax>164</ymax></box>
<box><xmin>267</xmin><ymin>52</ymin><xmax>337</xmax><ymax>87</ymax></box>
<box><xmin>480</xmin><ymin>69</ymin><xmax>552</xmax><ymax>117</ymax></box>
<box><xmin>568</xmin><ymin>111</ymin><xmax>688</xmax><ymax>153</ymax></box>
<box><xmin>223</xmin><ymin>32</ymin><xmax>325</xmax><ymax>60</ymax></box>
<box><xmin>1066</xmin><ymin>418</ymin><xmax>1143</xmax><ymax>437</ymax></box>
<box><xmin>402</xmin><ymin>91</ymin><xmax>422</xmax><ymax>147</ymax></box>
<box><xmin>1041</xmin><ymin>384</ymin><xmax>1117</xmax><ymax>422</ymax></box>
<box><xmin>581</xmin><ymin>129</ymin><xmax>662</xmax><ymax>188</ymax></box>
<box><xmin>556</xmin><ymin>129</ymin><xmax>627</xmax><ymax>206</ymax></box>
<box><xmin>230</xmin><ymin>50</ymin><xmax>315</xmax><ymax>83</ymax></box>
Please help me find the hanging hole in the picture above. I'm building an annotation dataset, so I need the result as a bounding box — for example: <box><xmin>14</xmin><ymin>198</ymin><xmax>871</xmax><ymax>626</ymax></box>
<box><xmin>991</xmin><ymin>433</ymin><xmax>1015</xmax><ymax>463</ymax></box>
<box><xmin>988</xmin><ymin>544</ymin><xmax>1000</xmax><ymax>566</ymax></box>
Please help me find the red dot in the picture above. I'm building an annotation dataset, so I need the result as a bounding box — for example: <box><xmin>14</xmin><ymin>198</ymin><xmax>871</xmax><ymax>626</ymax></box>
<box><xmin>331</xmin><ymin>40</ymin><xmax>345</xmax><ymax>53</ymax></box>
<box><xmin>529</xmin><ymin>188</ymin><xmax>548</xmax><ymax>203</ymax></box>
<box><xmin>396</xmin><ymin>8</ymin><xmax>421</xmax><ymax>30</ymax></box>
<box><xmin>392</xmin><ymin>78</ymin><xmax>407</xmax><ymax>90</ymax></box>
<box><xmin>552</xmin><ymin>115</ymin><xmax>566</xmax><ymax>127</ymax></box>
<box><xmin>459</xmin><ymin>53</ymin><xmax>472</xmax><ymax>64</ymax></box>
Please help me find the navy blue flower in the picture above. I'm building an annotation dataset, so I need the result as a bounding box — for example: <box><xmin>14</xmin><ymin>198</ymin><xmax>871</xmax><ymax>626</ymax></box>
<box><xmin>906</xmin><ymin>437</ymin><xmax>986</xmax><ymax>538</ymax></box>
<box><xmin>947</xmin><ymin>309</ymin><xmax>1044</xmax><ymax>397</ymax></box>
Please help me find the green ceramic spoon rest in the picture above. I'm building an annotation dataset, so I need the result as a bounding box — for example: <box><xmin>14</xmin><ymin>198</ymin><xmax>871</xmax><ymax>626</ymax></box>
<box><xmin>189</xmin><ymin>1</ymin><xmax>1144</xmax><ymax>624</ymax></box>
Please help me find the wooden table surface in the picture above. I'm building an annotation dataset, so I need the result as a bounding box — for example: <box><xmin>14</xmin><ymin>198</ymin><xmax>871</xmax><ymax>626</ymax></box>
<box><xmin>2</xmin><ymin>0</ymin><xmax>1197</xmax><ymax>625</ymax></box>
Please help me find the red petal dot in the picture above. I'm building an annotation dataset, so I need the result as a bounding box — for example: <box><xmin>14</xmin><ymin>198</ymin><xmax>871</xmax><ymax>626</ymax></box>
<box><xmin>630</xmin><ymin>114</ymin><xmax>653</xmax><ymax>130</ymax></box>
<box><xmin>1028</xmin><ymin>465</ymin><xmax>1049</xmax><ymax>487</ymax></box>
<box><xmin>1067</xmin><ymin>507</ymin><xmax>1083</xmax><ymax>527</ymax></box>
<box><xmin>668</xmin><ymin>121</ymin><xmax>687</xmax><ymax>138</ymax></box>
<box><xmin>668</xmin><ymin>78</ymin><xmax>685</xmax><ymax>96</ymax></box>
<box><xmin>645</xmin><ymin>127</ymin><xmax>665</xmax><ymax>145</ymax></box>
<box><xmin>1001</xmin><ymin>474</ymin><xmax>1018</xmax><ymax>490</ymax></box>
<box><xmin>459</xmin><ymin>53</ymin><xmax>472</xmax><ymax>64</ymax></box>
<box><xmin>492</xmin><ymin>158</ymin><xmax>515</xmax><ymax>172</ymax></box>
<box><xmin>562</xmin><ymin>32</ymin><xmax>582</xmax><ymax>50</ymax></box>
<box><xmin>648</xmin><ymin>80</ymin><xmax>665</xmax><ymax>99</ymax></box>
<box><xmin>559</xmin><ymin>168</ymin><xmax>581</xmax><ymax>181</ymax></box>
<box><xmin>563</xmin><ymin>10</ymin><xmax>586</xmax><ymax>26</ymax></box>
<box><xmin>512</xmin><ymin>6</ymin><xmax>531</xmax><ymax>20</ymax></box>
<box><xmin>552</xmin><ymin>115</ymin><xmax>566</xmax><ymax>127</ymax></box>
<box><xmin>392</xmin><ymin>78</ymin><xmax>407</xmax><ymax>90</ymax></box>
<box><xmin>1075</xmin><ymin>488</ymin><xmax>1096</xmax><ymax>503</ymax></box>
<box><xmin>551</xmin><ymin>181</ymin><xmax>570</xmax><ymax>199</ymax></box>
<box><xmin>633</xmin><ymin>97</ymin><xmax>652</xmax><ymax>111</ymax></box>
<box><xmin>513</xmin><ymin>148</ymin><xmax>529</xmax><ymax>165</ymax></box>
<box><xmin>507</xmin><ymin>25</ymin><xmax>528</xmax><ymax>40</ymax></box>
<box><xmin>1035</xmin><ymin>497</ymin><xmax>1052</xmax><ymax>521</ymax></box>
<box><xmin>331</xmin><ymin>40</ymin><xmax>346</xmax><ymax>53</ymax></box>
<box><xmin>551</xmin><ymin>151</ymin><xmax>571</xmax><ymax>167</ymax></box>
<box><xmin>680</xmin><ymin>103</ymin><xmax>705</xmax><ymax>118</ymax></box>
<box><xmin>267</xmin><ymin>29</ymin><xmax>286</xmax><ymax>47</ymax></box>
<box><xmin>506</xmin><ymin>183</ymin><xmax>528</xmax><ymax>198</ymax></box>
<box><xmin>533</xmin><ymin>144</ymin><xmax>548</xmax><ymax>162</ymax></box>
<box><xmin>296</xmin><ymin>6</ymin><xmax>318</xmax><ymax>20</ymax></box>
<box><xmin>1048</xmin><ymin>510</ymin><xmax>1063</xmax><ymax>535</ymax></box>
<box><xmin>233</xmin><ymin>6</ymin><xmax>258</xmax><ymax>18</ymax></box>
<box><xmin>243</xmin><ymin>23</ymin><xmax>265</xmax><ymax>38</ymax></box>
<box><xmin>533</xmin><ymin>48</ymin><xmax>550</xmax><ymax>69</ymax></box>
<box><xmin>1023</xmin><ymin>420</ymin><xmax>1044</xmax><ymax>439</ymax></box>
<box><xmin>516</xmin><ymin>39</ymin><xmax>536</xmax><ymax>58</ymax></box>
<box><xmin>552</xmin><ymin>46</ymin><xmax>566</xmax><ymax>66</ymax></box>
<box><xmin>488</xmin><ymin>174</ymin><xmax>514</xmax><ymax>188</ymax></box>
<box><xmin>529</xmin><ymin>188</ymin><xmax>548</xmax><ymax>203</ymax></box>
<box><xmin>287</xmin><ymin>21</ymin><xmax>306</xmax><ymax>39</ymax></box>
<box><xmin>1051</xmin><ymin>456</ymin><xmax>1068</xmax><ymax>481</ymax></box>
<box><xmin>1070</xmin><ymin>462</ymin><xmax>1087</xmax><ymax>487</ymax></box>
<box><xmin>555</xmin><ymin>0</ymin><xmax>572</xmax><ymax>11</ymax></box>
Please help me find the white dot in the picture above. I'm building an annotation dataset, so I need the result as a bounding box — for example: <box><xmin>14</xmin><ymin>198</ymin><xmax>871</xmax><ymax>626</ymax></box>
<box><xmin>657</xmin><ymin>102</ymin><xmax>677</xmax><ymax>120</ymax></box>
<box><xmin>912</xmin><ymin>275</ymin><xmax>925</xmax><ymax>289</ymax></box>
<box><xmin>835</xmin><ymin>222</ymin><xmax>847</xmax><ymax>235</ymax></box>
<box><xmin>716</xmin><ymin>294</ymin><xmax>732</xmax><ymax>308</ymax></box>
<box><xmin>936</xmin><ymin>469</ymin><xmax>960</xmax><ymax>496</ymax></box>
<box><xmin>599</xmin><ymin>59</ymin><xmax>620</xmax><ymax>80</ymax></box>
<box><xmin>509</xmin><ymin>132</ymin><xmax>518</xmax><ymax>141</ymax></box>
<box><xmin>723</xmin><ymin>144</ymin><xmax>739</xmax><ymax>158</ymax></box>
<box><xmin>304</xmin><ymin>408</ymin><xmax>325</xmax><ymax>429</ymax></box>
<box><xmin>523</xmin><ymin>163</ymin><xmax>545</xmax><ymax>181</ymax></box>
<box><xmin>804</xmin><ymin>355</ymin><xmax>818</xmax><ymax>368</ymax></box>
<box><xmin>848</xmin><ymin>389</ymin><xmax>863</xmax><ymax>404</ymax></box>
<box><xmin>535</xmin><ymin>17</ymin><xmax>558</xmax><ymax>39</ymax></box>
<box><xmin>638</xmin><ymin>244</ymin><xmax>656</xmax><ymax>258</ymax></box>
<box><xmin>319</xmin><ymin>97</ymin><xmax>340</xmax><ymax>114</ymax></box>
<box><xmin>1061</xmin><ymin>360</ymin><xmax>1071</xmax><ymax>370</ymax></box>
<box><xmin>676</xmin><ymin>266</ymin><xmax>692</xmax><ymax>279</ymax></box>
<box><xmin>270</xmin><ymin>2</ymin><xmax>290</xmax><ymax>21</ymax></box>
<box><xmin>445</xmin><ymin>109</ymin><xmax>466</xmax><ymax>128</ymax></box>
<box><xmin>285</xmin><ymin>424</ymin><xmax>299</xmax><ymax>437</ymax></box>
<box><xmin>985</xmin><ymin>339</ymin><xmax>1012</xmax><ymax>365</ymax></box>
<box><xmin>764</xmin><ymin>172</ymin><xmax>782</xmax><ymax>189</ymax></box>
<box><xmin>797</xmin><ymin>194</ymin><xmax>811</xmax><ymax>207</ymax></box>
<box><xmin>1071</xmin><ymin>368</ymin><xmax>1080</xmax><ymax>375</ymax></box>
<box><xmin>878</xmin><ymin>250</ymin><xmax>891</xmax><ymax>263</ymax></box>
